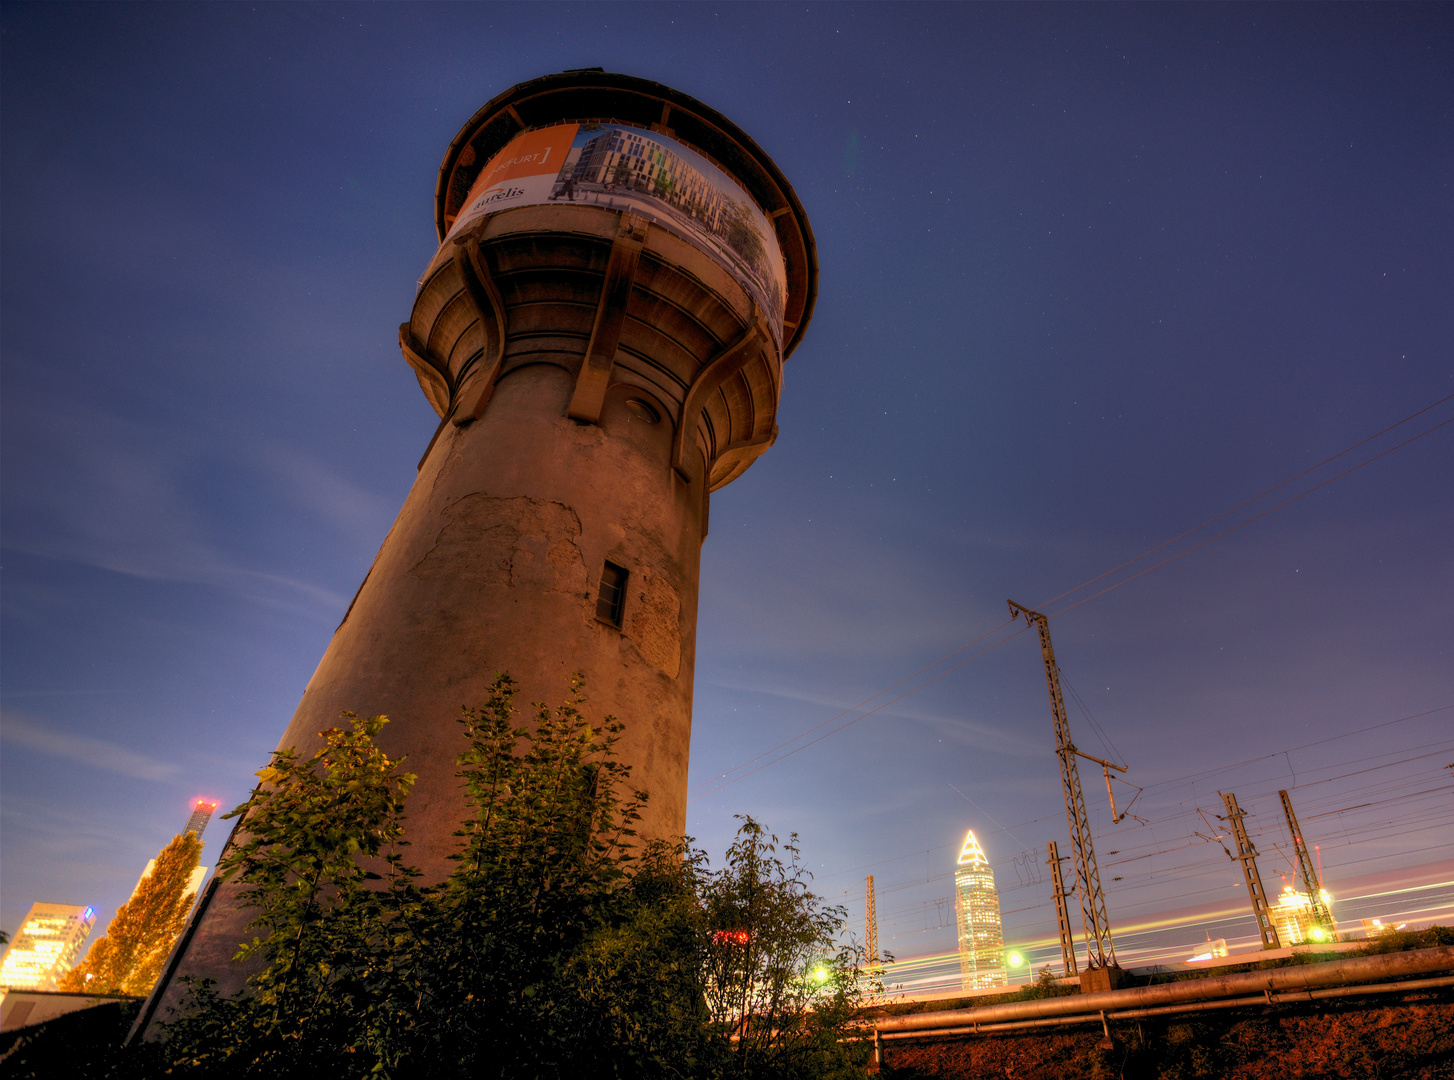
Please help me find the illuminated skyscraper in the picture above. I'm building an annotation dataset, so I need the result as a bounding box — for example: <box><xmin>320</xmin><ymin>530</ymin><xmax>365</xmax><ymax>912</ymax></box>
<box><xmin>183</xmin><ymin>798</ymin><xmax>219</xmax><ymax>839</ymax></box>
<box><xmin>953</xmin><ymin>830</ymin><xmax>1005</xmax><ymax>991</ymax></box>
<box><xmin>0</xmin><ymin>903</ymin><xmax>96</xmax><ymax>990</ymax></box>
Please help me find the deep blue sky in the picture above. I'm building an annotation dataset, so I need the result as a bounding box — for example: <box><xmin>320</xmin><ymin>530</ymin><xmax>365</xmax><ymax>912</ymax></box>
<box><xmin>3</xmin><ymin>4</ymin><xmax>1451</xmax><ymax>985</ymax></box>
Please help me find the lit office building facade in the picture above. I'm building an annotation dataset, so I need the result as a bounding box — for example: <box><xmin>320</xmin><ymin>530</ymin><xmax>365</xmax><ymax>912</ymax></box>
<box><xmin>954</xmin><ymin>830</ymin><xmax>1005</xmax><ymax>991</ymax></box>
<box><xmin>1274</xmin><ymin>885</ymin><xmax>1338</xmax><ymax>944</ymax></box>
<box><xmin>0</xmin><ymin>903</ymin><xmax>96</xmax><ymax>991</ymax></box>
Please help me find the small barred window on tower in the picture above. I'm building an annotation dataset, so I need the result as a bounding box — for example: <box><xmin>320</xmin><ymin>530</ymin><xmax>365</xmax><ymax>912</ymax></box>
<box><xmin>596</xmin><ymin>561</ymin><xmax>628</xmax><ymax>626</ymax></box>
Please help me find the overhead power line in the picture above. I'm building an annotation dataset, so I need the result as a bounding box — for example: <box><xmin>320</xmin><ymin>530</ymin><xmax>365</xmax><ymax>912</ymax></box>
<box><xmin>688</xmin><ymin>623</ymin><xmax>1029</xmax><ymax>800</ymax></box>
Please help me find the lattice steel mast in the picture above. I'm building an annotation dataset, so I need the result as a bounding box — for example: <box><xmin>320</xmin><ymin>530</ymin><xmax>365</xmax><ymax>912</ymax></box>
<box><xmin>1009</xmin><ymin>601</ymin><xmax>1118</xmax><ymax>972</ymax></box>
<box><xmin>1046</xmin><ymin>840</ymin><xmax>1078</xmax><ymax>977</ymax></box>
<box><xmin>1219</xmin><ymin>791</ymin><xmax>1281</xmax><ymax>949</ymax></box>
<box><xmin>865</xmin><ymin>874</ymin><xmax>880</xmax><ymax>993</ymax></box>
<box><xmin>1279</xmin><ymin>789</ymin><xmax>1335</xmax><ymax>935</ymax></box>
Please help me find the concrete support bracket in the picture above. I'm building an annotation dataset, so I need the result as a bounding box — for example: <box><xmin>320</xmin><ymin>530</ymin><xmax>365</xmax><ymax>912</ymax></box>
<box><xmin>567</xmin><ymin>212</ymin><xmax>648</xmax><ymax>424</ymax></box>
<box><xmin>450</xmin><ymin>231</ymin><xmax>510</xmax><ymax>426</ymax></box>
<box><xmin>709</xmin><ymin>426</ymin><xmax>778</xmax><ymax>490</ymax></box>
<box><xmin>399</xmin><ymin>325</ymin><xmax>451</xmax><ymax>418</ymax></box>
<box><xmin>671</xmin><ymin>319</ymin><xmax>767</xmax><ymax>482</ymax></box>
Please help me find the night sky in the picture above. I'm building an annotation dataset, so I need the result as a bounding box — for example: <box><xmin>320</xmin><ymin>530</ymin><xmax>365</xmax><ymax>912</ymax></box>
<box><xmin>3</xmin><ymin>4</ymin><xmax>1451</xmax><ymax>990</ymax></box>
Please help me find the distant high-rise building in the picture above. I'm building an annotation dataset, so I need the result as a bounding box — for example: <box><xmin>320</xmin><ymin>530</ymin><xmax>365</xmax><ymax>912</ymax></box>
<box><xmin>183</xmin><ymin>798</ymin><xmax>219</xmax><ymax>839</ymax></box>
<box><xmin>953</xmin><ymin>830</ymin><xmax>1005</xmax><ymax>991</ymax></box>
<box><xmin>1274</xmin><ymin>884</ymin><xmax>1338</xmax><ymax>944</ymax></box>
<box><xmin>130</xmin><ymin>800</ymin><xmax>217</xmax><ymax>910</ymax></box>
<box><xmin>0</xmin><ymin>903</ymin><xmax>96</xmax><ymax>990</ymax></box>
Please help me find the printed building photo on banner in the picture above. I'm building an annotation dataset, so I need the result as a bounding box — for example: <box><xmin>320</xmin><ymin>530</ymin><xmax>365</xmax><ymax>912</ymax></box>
<box><xmin>445</xmin><ymin>122</ymin><xmax>787</xmax><ymax>347</ymax></box>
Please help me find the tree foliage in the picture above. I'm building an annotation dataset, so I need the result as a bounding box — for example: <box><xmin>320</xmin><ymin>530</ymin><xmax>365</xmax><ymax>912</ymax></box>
<box><xmin>157</xmin><ymin>711</ymin><xmax>417</xmax><ymax>1073</ymax></box>
<box><xmin>132</xmin><ymin>677</ymin><xmax>874</xmax><ymax>1079</ymax></box>
<box><xmin>59</xmin><ymin>829</ymin><xmax>204</xmax><ymax>996</ymax></box>
<box><xmin>702</xmin><ymin>818</ymin><xmax>870</xmax><ymax>1079</ymax></box>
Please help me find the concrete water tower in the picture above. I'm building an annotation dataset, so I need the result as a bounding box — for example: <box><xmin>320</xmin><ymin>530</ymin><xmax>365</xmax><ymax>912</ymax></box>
<box><xmin>140</xmin><ymin>70</ymin><xmax>816</xmax><ymax>1020</ymax></box>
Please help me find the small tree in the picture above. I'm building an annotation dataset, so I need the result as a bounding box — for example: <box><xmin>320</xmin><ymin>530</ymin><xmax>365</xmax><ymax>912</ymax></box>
<box><xmin>158</xmin><ymin>712</ymin><xmax>418</xmax><ymax>1074</ymax></box>
<box><xmin>702</xmin><ymin>817</ymin><xmax>872</xmax><ymax>1079</ymax></box>
<box><xmin>59</xmin><ymin>830</ymin><xmax>204</xmax><ymax>996</ymax></box>
<box><xmin>388</xmin><ymin>674</ymin><xmax>658</xmax><ymax>1076</ymax></box>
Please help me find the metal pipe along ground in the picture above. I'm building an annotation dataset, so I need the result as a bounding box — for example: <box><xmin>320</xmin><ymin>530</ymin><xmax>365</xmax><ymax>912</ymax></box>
<box><xmin>870</xmin><ymin>946</ymin><xmax>1454</xmax><ymax>1039</ymax></box>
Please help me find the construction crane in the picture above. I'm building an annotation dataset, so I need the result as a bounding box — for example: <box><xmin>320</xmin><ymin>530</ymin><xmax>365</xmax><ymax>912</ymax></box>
<box><xmin>1219</xmin><ymin>791</ymin><xmax>1281</xmax><ymax>950</ymax></box>
<box><xmin>1008</xmin><ymin>600</ymin><xmax>1122</xmax><ymax>982</ymax></box>
<box><xmin>865</xmin><ymin>874</ymin><xmax>880</xmax><ymax>993</ymax></box>
<box><xmin>1279</xmin><ymin>789</ymin><xmax>1336</xmax><ymax>938</ymax></box>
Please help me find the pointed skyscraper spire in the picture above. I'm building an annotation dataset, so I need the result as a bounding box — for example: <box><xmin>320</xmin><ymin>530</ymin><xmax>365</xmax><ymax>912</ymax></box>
<box><xmin>953</xmin><ymin>827</ymin><xmax>1005</xmax><ymax>990</ymax></box>
<box><xmin>957</xmin><ymin>829</ymin><xmax>989</xmax><ymax>866</ymax></box>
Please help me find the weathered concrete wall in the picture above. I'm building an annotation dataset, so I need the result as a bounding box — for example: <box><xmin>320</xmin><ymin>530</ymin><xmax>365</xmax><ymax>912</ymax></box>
<box><xmin>291</xmin><ymin>358</ymin><xmax>706</xmax><ymax>866</ymax></box>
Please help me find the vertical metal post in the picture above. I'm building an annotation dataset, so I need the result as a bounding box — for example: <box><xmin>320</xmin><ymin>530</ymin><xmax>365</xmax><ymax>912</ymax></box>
<box><xmin>865</xmin><ymin>874</ymin><xmax>880</xmax><ymax>994</ymax></box>
<box><xmin>1219</xmin><ymin>791</ymin><xmax>1280</xmax><ymax>950</ymax></box>
<box><xmin>1011</xmin><ymin>601</ymin><xmax>1116</xmax><ymax>970</ymax></box>
<box><xmin>1047</xmin><ymin>840</ymin><xmax>1078</xmax><ymax>977</ymax></box>
<box><xmin>1279</xmin><ymin>789</ymin><xmax>1335</xmax><ymax>936</ymax></box>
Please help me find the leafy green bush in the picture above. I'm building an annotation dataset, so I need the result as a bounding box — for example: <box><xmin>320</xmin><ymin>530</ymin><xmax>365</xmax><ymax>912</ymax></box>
<box><xmin>1350</xmin><ymin>923</ymin><xmax>1454</xmax><ymax>956</ymax></box>
<box><xmin>122</xmin><ymin>675</ymin><xmax>872</xmax><ymax>1079</ymax></box>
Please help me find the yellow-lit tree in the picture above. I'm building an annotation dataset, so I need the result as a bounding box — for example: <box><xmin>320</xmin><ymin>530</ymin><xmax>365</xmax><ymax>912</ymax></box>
<box><xmin>59</xmin><ymin>830</ymin><xmax>204</xmax><ymax>996</ymax></box>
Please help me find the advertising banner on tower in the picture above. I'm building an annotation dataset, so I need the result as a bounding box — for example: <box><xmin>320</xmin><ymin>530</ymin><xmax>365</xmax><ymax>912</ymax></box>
<box><xmin>445</xmin><ymin>122</ymin><xmax>787</xmax><ymax>349</ymax></box>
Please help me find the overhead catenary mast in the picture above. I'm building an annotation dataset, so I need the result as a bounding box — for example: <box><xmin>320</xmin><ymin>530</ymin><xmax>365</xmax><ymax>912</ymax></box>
<box><xmin>1219</xmin><ymin>791</ymin><xmax>1281</xmax><ymax>950</ymax></box>
<box><xmin>865</xmin><ymin>874</ymin><xmax>880</xmax><ymax>994</ymax></box>
<box><xmin>1279</xmin><ymin>789</ymin><xmax>1336</xmax><ymax>937</ymax></box>
<box><xmin>1008</xmin><ymin>601</ymin><xmax>1125</xmax><ymax>990</ymax></box>
<box><xmin>1046</xmin><ymin>840</ymin><xmax>1078</xmax><ymax>977</ymax></box>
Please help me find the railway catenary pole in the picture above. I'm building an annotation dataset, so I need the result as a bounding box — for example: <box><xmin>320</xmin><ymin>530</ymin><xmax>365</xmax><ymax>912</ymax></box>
<box><xmin>1220</xmin><ymin>791</ymin><xmax>1281</xmax><ymax>950</ymax></box>
<box><xmin>1279</xmin><ymin>789</ymin><xmax>1336</xmax><ymax>938</ymax></box>
<box><xmin>1046</xmin><ymin>840</ymin><xmax>1078</xmax><ymax>978</ymax></box>
<box><xmin>1008</xmin><ymin>601</ymin><xmax>1124</xmax><ymax>991</ymax></box>
<box><xmin>866</xmin><ymin>875</ymin><xmax>880</xmax><ymax>994</ymax></box>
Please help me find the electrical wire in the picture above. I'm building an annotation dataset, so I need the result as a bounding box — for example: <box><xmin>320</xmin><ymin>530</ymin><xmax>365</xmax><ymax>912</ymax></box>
<box><xmin>686</xmin><ymin>616</ymin><xmax>1016</xmax><ymax>794</ymax></box>
<box><xmin>859</xmin><ymin>735</ymin><xmax>1454</xmax><ymax>955</ymax></box>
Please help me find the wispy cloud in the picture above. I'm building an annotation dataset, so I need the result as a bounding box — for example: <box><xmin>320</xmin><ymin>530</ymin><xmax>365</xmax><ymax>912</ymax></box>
<box><xmin>701</xmin><ymin>677</ymin><xmax>1042</xmax><ymax>759</ymax></box>
<box><xmin>0</xmin><ymin>382</ymin><xmax>358</xmax><ymax>617</ymax></box>
<box><xmin>1</xmin><ymin>711</ymin><xmax>181</xmax><ymax>782</ymax></box>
